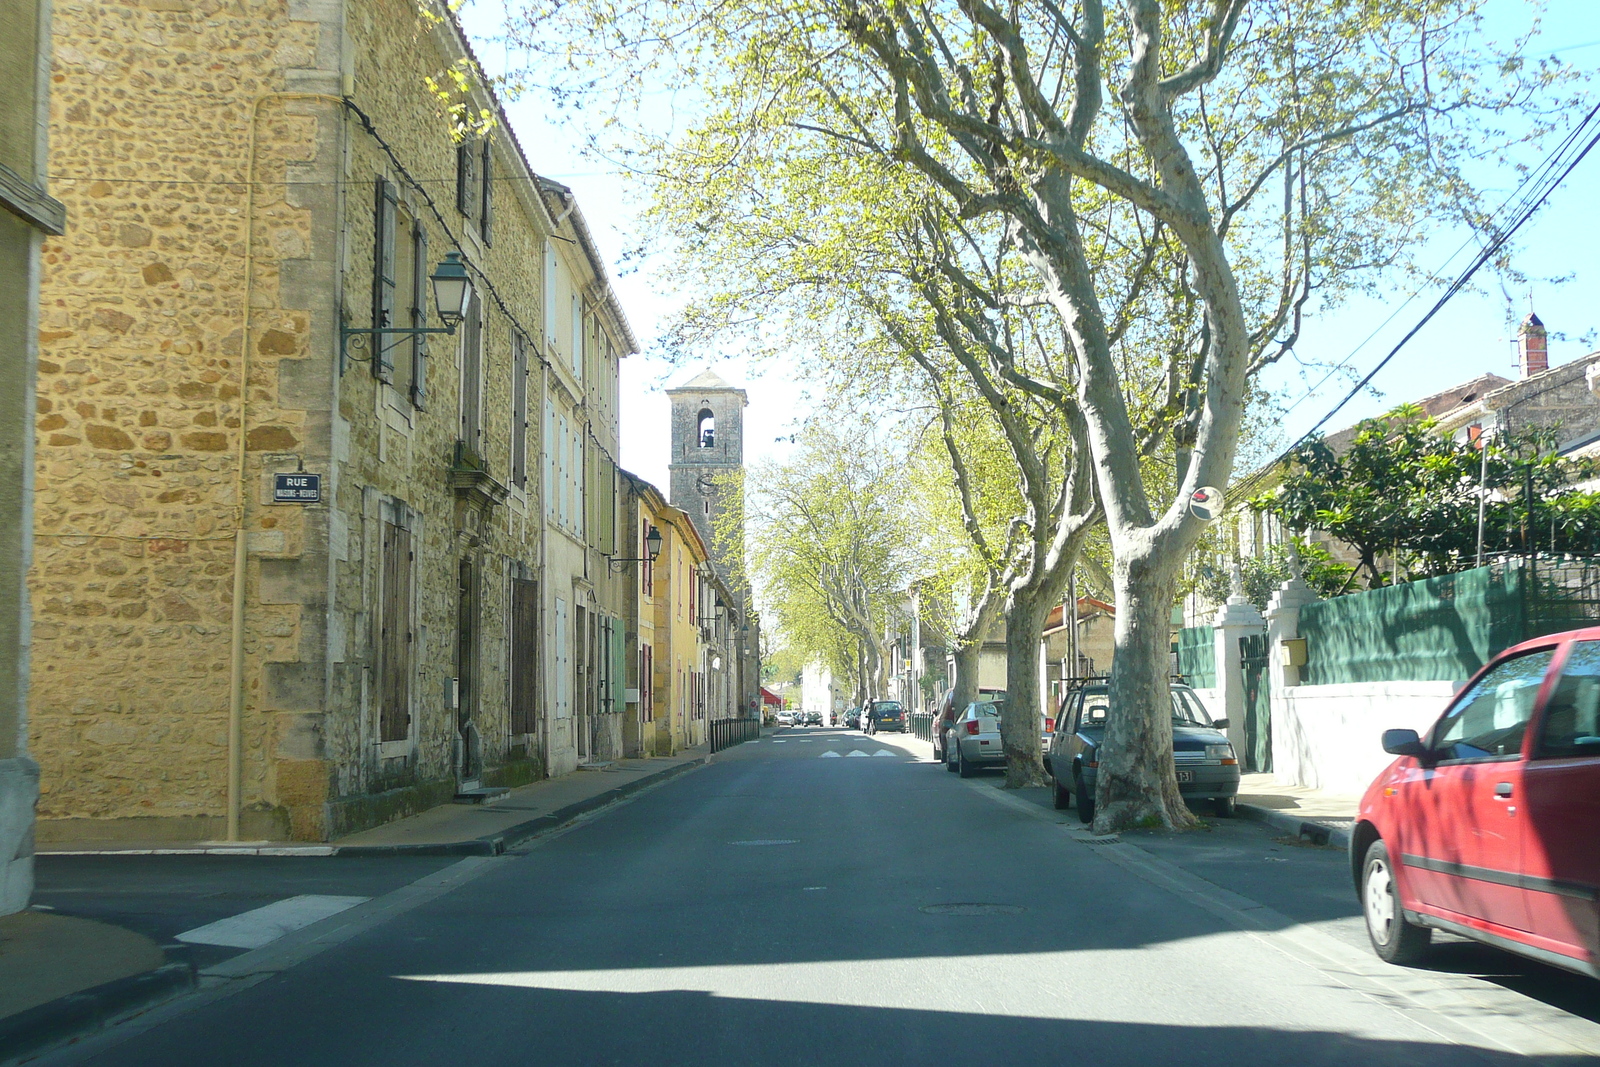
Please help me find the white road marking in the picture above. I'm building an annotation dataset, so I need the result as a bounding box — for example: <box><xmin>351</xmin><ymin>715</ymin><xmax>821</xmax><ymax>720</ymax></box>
<box><xmin>176</xmin><ymin>895</ymin><xmax>370</xmax><ymax>949</ymax></box>
<box><xmin>772</xmin><ymin>740</ymin><xmax>787</xmax><ymax>743</ymax></box>
<box><xmin>728</xmin><ymin>840</ymin><xmax>797</xmax><ymax>846</ymax></box>
<box><xmin>872</xmin><ymin>750</ymin><xmax>896</xmax><ymax>757</ymax></box>
<box><xmin>845</xmin><ymin>750</ymin><xmax>870</xmax><ymax>757</ymax></box>
<box><xmin>819</xmin><ymin>751</ymin><xmax>842</xmax><ymax>758</ymax></box>
<box><xmin>799</xmin><ymin>739</ymin><xmax>815</xmax><ymax>743</ymax></box>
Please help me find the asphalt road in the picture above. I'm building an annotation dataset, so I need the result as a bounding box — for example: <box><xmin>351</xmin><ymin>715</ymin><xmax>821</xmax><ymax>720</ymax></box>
<box><xmin>35</xmin><ymin>727</ymin><xmax>1600</xmax><ymax>1066</ymax></box>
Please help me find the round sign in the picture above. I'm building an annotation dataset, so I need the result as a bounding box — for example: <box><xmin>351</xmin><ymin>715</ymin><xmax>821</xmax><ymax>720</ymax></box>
<box><xmin>1189</xmin><ymin>486</ymin><xmax>1225</xmax><ymax>522</ymax></box>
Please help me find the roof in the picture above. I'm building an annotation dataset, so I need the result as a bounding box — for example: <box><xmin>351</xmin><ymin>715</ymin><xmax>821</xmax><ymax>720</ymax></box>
<box><xmin>1321</xmin><ymin>372</ymin><xmax>1512</xmax><ymax>453</ymax></box>
<box><xmin>668</xmin><ymin>368</ymin><xmax>746</xmax><ymax>395</ymax></box>
<box><xmin>760</xmin><ymin>687</ymin><xmax>783</xmax><ymax>705</ymax></box>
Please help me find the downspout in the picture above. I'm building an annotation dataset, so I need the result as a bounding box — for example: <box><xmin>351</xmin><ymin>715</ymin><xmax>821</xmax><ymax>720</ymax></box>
<box><xmin>228</xmin><ymin>92</ymin><xmax>341</xmax><ymax>841</ymax></box>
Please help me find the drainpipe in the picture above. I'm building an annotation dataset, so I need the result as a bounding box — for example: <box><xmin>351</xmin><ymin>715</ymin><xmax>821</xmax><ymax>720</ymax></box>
<box><xmin>227</xmin><ymin>92</ymin><xmax>341</xmax><ymax>841</ymax></box>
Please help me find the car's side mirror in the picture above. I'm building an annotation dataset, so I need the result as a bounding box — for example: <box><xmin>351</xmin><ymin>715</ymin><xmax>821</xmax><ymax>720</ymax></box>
<box><xmin>1382</xmin><ymin>728</ymin><xmax>1429</xmax><ymax>758</ymax></box>
<box><xmin>1210</xmin><ymin>717</ymin><xmax>1230</xmax><ymax>730</ymax></box>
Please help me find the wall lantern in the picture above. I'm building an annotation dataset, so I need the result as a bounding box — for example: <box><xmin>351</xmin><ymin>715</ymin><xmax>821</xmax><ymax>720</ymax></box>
<box><xmin>340</xmin><ymin>251</ymin><xmax>476</xmax><ymax>361</ymax></box>
<box><xmin>609</xmin><ymin>524</ymin><xmax>663</xmax><ymax>571</ymax></box>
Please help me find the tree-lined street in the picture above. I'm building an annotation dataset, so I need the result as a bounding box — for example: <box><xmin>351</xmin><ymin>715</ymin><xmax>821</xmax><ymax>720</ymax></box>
<box><xmin>29</xmin><ymin>733</ymin><xmax>1600</xmax><ymax>1066</ymax></box>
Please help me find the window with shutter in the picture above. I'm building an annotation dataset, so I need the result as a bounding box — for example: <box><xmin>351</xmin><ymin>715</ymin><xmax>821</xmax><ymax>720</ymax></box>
<box><xmin>570</xmin><ymin>294</ymin><xmax>582</xmax><ymax>381</ymax></box>
<box><xmin>543</xmin><ymin>243</ymin><xmax>557</xmax><ymax>347</ymax></box>
<box><xmin>543</xmin><ymin>399</ymin><xmax>556</xmax><ymax>519</ymax></box>
<box><xmin>409</xmin><ymin>221</ymin><xmax>428</xmax><ymax>409</ymax></box>
<box><xmin>371</xmin><ymin>177</ymin><xmax>397</xmax><ymax>382</ymax></box>
<box><xmin>459</xmin><ymin>292</ymin><xmax>483</xmax><ymax>451</ymax></box>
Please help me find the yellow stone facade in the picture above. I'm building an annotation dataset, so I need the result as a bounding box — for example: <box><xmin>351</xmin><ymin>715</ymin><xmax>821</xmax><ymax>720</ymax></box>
<box><xmin>31</xmin><ymin>0</ymin><xmax>633</xmax><ymax>843</ymax></box>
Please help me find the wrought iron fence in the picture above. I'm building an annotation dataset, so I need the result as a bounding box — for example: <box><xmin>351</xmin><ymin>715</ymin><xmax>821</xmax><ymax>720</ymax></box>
<box><xmin>709</xmin><ymin>716</ymin><xmax>760</xmax><ymax>754</ymax></box>
<box><xmin>908</xmin><ymin>711</ymin><xmax>934</xmax><ymax>743</ymax></box>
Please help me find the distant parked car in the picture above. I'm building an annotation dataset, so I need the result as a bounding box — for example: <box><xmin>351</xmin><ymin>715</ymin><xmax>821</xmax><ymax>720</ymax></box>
<box><xmin>1352</xmin><ymin>628</ymin><xmax>1600</xmax><ymax>980</ymax></box>
<box><xmin>842</xmin><ymin>707</ymin><xmax>860</xmax><ymax>729</ymax></box>
<box><xmin>1049</xmin><ymin>682</ymin><xmax>1238</xmax><ymax>821</ymax></box>
<box><xmin>863</xmin><ymin>700</ymin><xmax>906</xmax><ymax>733</ymax></box>
<box><xmin>931</xmin><ymin>687</ymin><xmax>1005</xmax><ymax>763</ymax></box>
<box><xmin>776</xmin><ymin>710</ymin><xmax>796</xmax><ymax>727</ymax></box>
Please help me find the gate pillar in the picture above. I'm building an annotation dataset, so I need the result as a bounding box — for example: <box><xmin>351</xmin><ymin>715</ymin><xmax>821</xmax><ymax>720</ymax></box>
<box><xmin>1212</xmin><ymin>564</ymin><xmax>1265</xmax><ymax>760</ymax></box>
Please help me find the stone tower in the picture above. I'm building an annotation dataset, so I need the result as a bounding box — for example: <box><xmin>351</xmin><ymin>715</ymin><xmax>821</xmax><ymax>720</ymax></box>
<box><xmin>667</xmin><ymin>369</ymin><xmax>748</xmax><ymax>588</ymax></box>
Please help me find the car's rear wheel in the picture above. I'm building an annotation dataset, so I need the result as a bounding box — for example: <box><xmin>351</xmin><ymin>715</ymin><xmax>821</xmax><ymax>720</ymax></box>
<box><xmin>945</xmin><ymin>738</ymin><xmax>959</xmax><ymax>773</ymax></box>
<box><xmin>1052</xmin><ymin>774</ymin><xmax>1070</xmax><ymax>810</ymax></box>
<box><xmin>957</xmin><ymin>745</ymin><xmax>976</xmax><ymax>778</ymax></box>
<box><xmin>1362</xmin><ymin>839</ymin><xmax>1431</xmax><ymax>965</ymax></box>
<box><xmin>1213</xmin><ymin>796</ymin><xmax>1237</xmax><ymax>818</ymax></box>
<box><xmin>1075</xmin><ymin>772</ymin><xmax>1094</xmax><ymax>824</ymax></box>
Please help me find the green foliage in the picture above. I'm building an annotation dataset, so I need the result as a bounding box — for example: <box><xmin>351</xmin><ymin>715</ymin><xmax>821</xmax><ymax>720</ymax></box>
<box><xmin>1191</xmin><ymin>539</ymin><xmax>1355</xmax><ymax>610</ymax></box>
<box><xmin>1253</xmin><ymin>406</ymin><xmax>1600</xmax><ymax>588</ymax></box>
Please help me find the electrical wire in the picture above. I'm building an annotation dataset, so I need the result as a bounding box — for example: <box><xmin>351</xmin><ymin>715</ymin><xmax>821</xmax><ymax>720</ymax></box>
<box><xmin>1275</xmin><ymin>99</ymin><xmax>1600</xmax><ymax>461</ymax></box>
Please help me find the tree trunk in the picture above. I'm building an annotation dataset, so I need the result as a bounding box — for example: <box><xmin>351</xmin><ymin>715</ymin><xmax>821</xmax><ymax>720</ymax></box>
<box><xmin>1000</xmin><ymin>586</ymin><xmax>1055</xmax><ymax>787</ymax></box>
<box><xmin>1092</xmin><ymin>552</ymin><xmax>1198</xmax><ymax>832</ymax></box>
<box><xmin>950</xmin><ymin>641</ymin><xmax>982</xmax><ymax>723</ymax></box>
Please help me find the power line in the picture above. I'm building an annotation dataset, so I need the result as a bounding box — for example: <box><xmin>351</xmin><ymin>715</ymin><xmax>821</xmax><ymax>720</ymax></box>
<box><xmin>1276</xmin><ymin>99</ymin><xmax>1600</xmax><ymax>461</ymax></box>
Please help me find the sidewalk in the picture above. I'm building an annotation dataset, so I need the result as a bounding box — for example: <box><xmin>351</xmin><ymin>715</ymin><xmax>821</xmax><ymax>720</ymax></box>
<box><xmin>332</xmin><ymin>746</ymin><xmax>710</xmax><ymax>854</ymax></box>
<box><xmin>0</xmin><ymin>909</ymin><xmax>192</xmax><ymax>1063</ymax></box>
<box><xmin>1235</xmin><ymin>772</ymin><xmax>1360</xmax><ymax>848</ymax></box>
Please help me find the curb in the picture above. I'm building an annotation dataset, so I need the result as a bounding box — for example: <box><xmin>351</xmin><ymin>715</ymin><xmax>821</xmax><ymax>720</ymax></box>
<box><xmin>1237</xmin><ymin>802</ymin><xmax>1351</xmax><ymax>849</ymax></box>
<box><xmin>0</xmin><ymin>961</ymin><xmax>194</xmax><ymax>1065</ymax></box>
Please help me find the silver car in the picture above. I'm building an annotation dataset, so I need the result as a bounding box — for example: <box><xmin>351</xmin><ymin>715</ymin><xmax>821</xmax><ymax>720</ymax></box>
<box><xmin>944</xmin><ymin>699</ymin><xmax>1007</xmax><ymax>777</ymax></box>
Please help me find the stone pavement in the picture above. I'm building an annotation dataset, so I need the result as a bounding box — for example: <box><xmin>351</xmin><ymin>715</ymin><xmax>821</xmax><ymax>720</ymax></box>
<box><xmin>1236</xmin><ymin>772</ymin><xmax>1361</xmax><ymax>848</ymax></box>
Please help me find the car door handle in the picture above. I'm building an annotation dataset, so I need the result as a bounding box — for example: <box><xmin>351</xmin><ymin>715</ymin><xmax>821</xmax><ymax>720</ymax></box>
<box><xmin>1494</xmin><ymin>782</ymin><xmax>1514</xmax><ymax>799</ymax></box>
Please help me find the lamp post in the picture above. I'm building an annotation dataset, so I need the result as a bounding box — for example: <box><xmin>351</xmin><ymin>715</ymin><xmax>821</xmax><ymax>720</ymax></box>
<box><xmin>340</xmin><ymin>251</ymin><xmax>474</xmax><ymax>362</ymax></box>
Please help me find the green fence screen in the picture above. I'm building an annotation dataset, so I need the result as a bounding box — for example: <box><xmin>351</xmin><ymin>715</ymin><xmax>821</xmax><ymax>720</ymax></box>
<box><xmin>1175</xmin><ymin>626</ymin><xmax>1216</xmax><ymax>688</ymax></box>
<box><xmin>1301</xmin><ymin>558</ymin><xmax>1600</xmax><ymax>684</ymax></box>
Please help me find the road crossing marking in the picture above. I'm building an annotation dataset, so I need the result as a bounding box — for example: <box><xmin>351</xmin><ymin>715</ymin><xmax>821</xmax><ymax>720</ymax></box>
<box><xmin>845</xmin><ymin>750</ymin><xmax>870</xmax><ymax>757</ymax></box>
<box><xmin>176</xmin><ymin>894</ymin><xmax>370</xmax><ymax>950</ymax></box>
<box><xmin>819</xmin><ymin>751</ymin><xmax>842</xmax><ymax>758</ymax></box>
<box><xmin>872</xmin><ymin>750</ymin><xmax>896</xmax><ymax>757</ymax></box>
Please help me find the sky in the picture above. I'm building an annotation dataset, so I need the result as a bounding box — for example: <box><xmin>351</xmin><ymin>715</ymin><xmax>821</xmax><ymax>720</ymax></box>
<box><xmin>458</xmin><ymin>0</ymin><xmax>1600</xmax><ymax>496</ymax></box>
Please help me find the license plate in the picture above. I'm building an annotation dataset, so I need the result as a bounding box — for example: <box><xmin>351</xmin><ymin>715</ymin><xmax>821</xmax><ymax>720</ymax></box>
<box><xmin>1175</xmin><ymin>770</ymin><xmax>1193</xmax><ymax>783</ymax></box>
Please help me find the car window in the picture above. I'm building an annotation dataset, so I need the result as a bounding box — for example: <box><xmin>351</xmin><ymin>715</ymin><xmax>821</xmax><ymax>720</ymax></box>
<box><xmin>1170</xmin><ymin>689</ymin><xmax>1212</xmax><ymax>727</ymax></box>
<box><xmin>1079</xmin><ymin>688</ymin><xmax>1109</xmax><ymax>726</ymax></box>
<box><xmin>1537</xmin><ymin>640</ymin><xmax>1600</xmax><ymax>760</ymax></box>
<box><xmin>1433</xmin><ymin>648</ymin><xmax>1556</xmax><ymax>761</ymax></box>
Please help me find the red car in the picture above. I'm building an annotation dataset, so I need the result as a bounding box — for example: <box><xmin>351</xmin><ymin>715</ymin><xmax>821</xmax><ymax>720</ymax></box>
<box><xmin>1353</xmin><ymin>627</ymin><xmax>1600</xmax><ymax>979</ymax></box>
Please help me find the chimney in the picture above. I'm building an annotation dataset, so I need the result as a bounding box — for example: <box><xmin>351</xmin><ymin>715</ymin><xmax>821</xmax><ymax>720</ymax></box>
<box><xmin>1518</xmin><ymin>312</ymin><xmax>1548</xmax><ymax>378</ymax></box>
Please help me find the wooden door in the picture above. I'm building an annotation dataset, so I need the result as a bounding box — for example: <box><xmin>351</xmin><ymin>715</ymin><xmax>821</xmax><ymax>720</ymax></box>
<box><xmin>379</xmin><ymin>521</ymin><xmax>412</xmax><ymax>743</ymax></box>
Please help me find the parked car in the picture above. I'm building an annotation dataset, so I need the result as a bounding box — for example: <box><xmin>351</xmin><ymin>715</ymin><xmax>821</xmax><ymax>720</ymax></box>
<box><xmin>1048</xmin><ymin>682</ymin><xmax>1238</xmax><ymax>821</ymax></box>
<box><xmin>863</xmin><ymin>700</ymin><xmax>906</xmax><ymax>733</ymax></box>
<box><xmin>932</xmin><ymin>687</ymin><xmax>1005</xmax><ymax>762</ymax></box>
<box><xmin>804</xmin><ymin>709</ymin><xmax>823</xmax><ymax>727</ymax></box>
<box><xmin>776</xmin><ymin>709</ymin><xmax>796</xmax><ymax>727</ymax></box>
<box><xmin>944</xmin><ymin>698</ymin><xmax>1009</xmax><ymax>777</ymax></box>
<box><xmin>1352</xmin><ymin>628</ymin><xmax>1600</xmax><ymax>979</ymax></box>
<box><xmin>843</xmin><ymin>707</ymin><xmax>861</xmax><ymax>729</ymax></box>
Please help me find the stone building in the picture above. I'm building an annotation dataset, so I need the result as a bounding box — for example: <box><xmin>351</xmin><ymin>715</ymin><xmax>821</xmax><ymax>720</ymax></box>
<box><xmin>30</xmin><ymin>0</ymin><xmax>630</xmax><ymax>844</ymax></box>
<box><xmin>0</xmin><ymin>0</ymin><xmax>62</xmax><ymax>911</ymax></box>
<box><xmin>666</xmin><ymin>369</ymin><xmax>761</xmax><ymax>716</ymax></box>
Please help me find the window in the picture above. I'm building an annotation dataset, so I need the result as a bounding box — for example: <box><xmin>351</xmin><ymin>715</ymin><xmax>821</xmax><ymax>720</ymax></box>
<box><xmin>378</xmin><ymin>518</ymin><xmax>412</xmax><ymax>743</ymax></box>
<box><xmin>1538</xmin><ymin>640</ymin><xmax>1600</xmax><ymax>760</ymax></box>
<box><xmin>456</xmin><ymin>141</ymin><xmax>479</xmax><ymax>219</ymax></box>
<box><xmin>1434</xmin><ymin>648</ymin><xmax>1556</xmax><ymax>761</ymax></box>
<box><xmin>458</xmin><ymin>292</ymin><xmax>483</xmax><ymax>451</ymax></box>
<box><xmin>408</xmin><ymin>220</ymin><xmax>428</xmax><ymax>408</ymax></box>
<box><xmin>697</xmin><ymin>408</ymin><xmax>715</xmax><ymax>448</ymax></box>
<box><xmin>556</xmin><ymin>412</ymin><xmax>569</xmax><ymax>527</ymax></box>
<box><xmin>554</xmin><ymin>597</ymin><xmax>570</xmax><ymax>719</ymax></box>
<box><xmin>510</xmin><ymin>331</ymin><xmax>528</xmax><ymax>489</ymax></box>
<box><xmin>371</xmin><ymin>177</ymin><xmax>398</xmax><ymax>381</ymax></box>
<box><xmin>543</xmin><ymin>400</ymin><xmax>556</xmax><ymax>518</ymax></box>
<box><xmin>640</xmin><ymin>646</ymin><xmax>654</xmax><ymax>722</ymax></box>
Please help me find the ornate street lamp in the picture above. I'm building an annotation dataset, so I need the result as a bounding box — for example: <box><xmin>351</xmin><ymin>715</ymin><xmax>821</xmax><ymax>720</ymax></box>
<box><xmin>340</xmin><ymin>251</ymin><xmax>475</xmax><ymax>361</ymax></box>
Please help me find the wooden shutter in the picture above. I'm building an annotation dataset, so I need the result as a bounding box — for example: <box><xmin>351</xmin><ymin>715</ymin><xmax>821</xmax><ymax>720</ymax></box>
<box><xmin>409</xmin><ymin>221</ymin><xmax>428</xmax><ymax>409</ymax></box>
<box><xmin>480</xmin><ymin>139</ymin><xmax>493</xmax><ymax>246</ymax></box>
<box><xmin>510</xmin><ymin>579</ymin><xmax>539</xmax><ymax>735</ymax></box>
<box><xmin>456</xmin><ymin>141</ymin><xmax>478</xmax><ymax>218</ymax></box>
<box><xmin>460</xmin><ymin>293</ymin><xmax>482</xmax><ymax>450</ymax></box>
<box><xmin>379</xmin><ymin>521</ymin><xmax>412</xmax><ymax>742</ymax></box>
<box><xmin>510</xmin><ymin>332</ymin><xmax>527</xmax><ymax>488</ymax></box>
<box><xmin>371</xmin><ymin>178</ymin><xmax>397</xmax><ymax>381</ymax></box>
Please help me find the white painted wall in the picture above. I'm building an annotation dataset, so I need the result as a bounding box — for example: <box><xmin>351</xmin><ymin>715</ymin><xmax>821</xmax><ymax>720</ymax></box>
<box><xmin>802</xmin><ymin>660</ymin><xmax>838</xmax><ymax>724</ymax></box>
<box><xmin>1270</xmin><ymin>681</ymin><xmax>1457</xmax><ymax>797</ymax></box>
